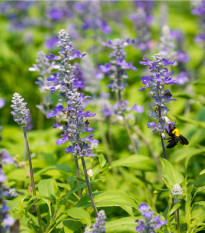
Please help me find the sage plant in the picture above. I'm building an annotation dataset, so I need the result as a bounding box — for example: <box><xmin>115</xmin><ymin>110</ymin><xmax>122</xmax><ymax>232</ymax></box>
<box><xmin>29</xmin><ymin>51</ymin><xmax>58</xmax><ymax>115</ymax></box>
<box><xmin>192</xmin><ymin>0</ymin><xmax>205</xmax><ymax>44</ymax></box>
<box><xmin>0</xmin><ymin>150</ymin><xmax>15</xmax><ymax>233</ymax></box>
<box><xmin>47</xmin><ymin>29</ymin><xmax>98</xmax><ymax>215</ymax></box>
<box><xmin>84</xmin><ymin>210</ymin><xmax>106</xmax><ymax>233</ymax></box>
<box><xmin>130</xmin><ymin>1</ymin><xmax>155</xmax><ymax>52</ymax></box>
<box><xmin>10</xmin><ymin>93</ymin><xmax>43</xmax><ymax>232</ymax></box>
<box><xmin>139</xmin><ymin>54</ymin><xmax>177</xmax><ymax>159</ymax></box>
<box><xmin>101</xmin><ymin>38</ymin><xmax>143</xmax><ymax>153</ymax></box>
<box><xmin>136</xmin><ymin>203</ymin><xmax>167</xmax><ymax>233</ymax></box>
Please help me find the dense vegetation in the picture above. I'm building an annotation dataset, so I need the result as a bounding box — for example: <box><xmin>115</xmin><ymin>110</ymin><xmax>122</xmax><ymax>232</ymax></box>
<box><xmin>0</xmin><ymin>1</ymin><xmax>205</xmax><ymax>233</ymax></box>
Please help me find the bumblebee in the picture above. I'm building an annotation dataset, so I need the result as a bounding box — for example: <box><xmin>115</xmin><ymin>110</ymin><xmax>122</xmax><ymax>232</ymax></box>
<box><xmin>166</xmin><ymin>124</ymin><xmax>189</xmax><ymax>148</ymax></box>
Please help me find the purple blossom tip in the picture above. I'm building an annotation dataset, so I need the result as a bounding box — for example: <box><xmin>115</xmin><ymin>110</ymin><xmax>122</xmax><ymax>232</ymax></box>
<box><xmin>46</xmin><ymin>53</ymin><xmax>56</xmax><ymax>60</ymax></box>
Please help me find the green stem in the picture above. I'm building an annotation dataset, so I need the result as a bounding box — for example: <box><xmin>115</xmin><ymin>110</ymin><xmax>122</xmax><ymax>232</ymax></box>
<box><xmin>81</xmin><ymin>157</ymin><xmax>98</xmax><ymax>216</ymax></box>
<box><xmin>177</xmin><ymin>208</ymin><xmax>180</xmax><ymax>233</ymax></box>
<box><xmin>74</xmin><ymin>156</ymin><xmax>81</xmax><ymax>197</ymax></box>
<box><xmin>123</xmin><ymin>116</ymin><xmax>138</xmax><ymax>154</ymax></box>
<box><xmin>98</xmin><ymin>121</ymin><xmax>112</xmax><ymax>165</ymax></box>
<box><xmin>23</xmin><ymin>127</ymin><xmax>44</xmax><ymax>233</ymax></box>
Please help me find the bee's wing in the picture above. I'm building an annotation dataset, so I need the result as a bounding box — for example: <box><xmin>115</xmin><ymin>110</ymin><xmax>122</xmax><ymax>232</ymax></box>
<box><xmin>167</xmin><ymin>137</ymin><xmax>178</xmax><ymax>148</ymax></box>
<box><xmin>179</xmin><ymin>135</ymin><xmax>189</xmax><ymax>145</ymax></box>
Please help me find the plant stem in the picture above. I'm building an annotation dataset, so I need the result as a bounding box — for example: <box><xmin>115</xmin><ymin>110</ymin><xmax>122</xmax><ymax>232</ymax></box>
<box><xmin>123</xmin><ymin>116</ymin><xmax>138</xmax><ymax>154</ymax></box>
<box><xmin>134</xmin><ymin>126</ymin><xmax>162</xmax><ymax>181</ymax></box>
<box><xmin>158</xmin><ymin>106</ymin><xmax>167</xmax><ymax>159</ymax></box>
<box><xmin>106</xmin><ymin>119</ymin><xmax>115</xmax><ymax>158</ymax></box>
<box><xmin>98</xmin><ymin>121</ymin><xmax>112</xmax><ymax>165</ymax></box>
<box><xmin>81</xmin><ymin>157</ymin><xmax>98</xmax><ymax>216</ymax></box>
<box><xmin>23</xmin><ymin>127</ymin><xmax>44</xmax><ymax>233</ymax></box>
<box><xmin>74</xmin><ymin>156</ymin><xmax>81</xmax><ymax>197</ymax></box>
<box><xmin>177</xmin><ymin>208</ymin><xmax>180</xmax><ymax>233</ymax></box>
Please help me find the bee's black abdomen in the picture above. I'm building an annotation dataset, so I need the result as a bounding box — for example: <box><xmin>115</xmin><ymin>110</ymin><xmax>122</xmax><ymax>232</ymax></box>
<box><xmin>167</xmin><ymin>136</ymin><xmax>178</xmax><ymax>148</ymax></box>
<box><xmin>179</xmin><ymin>135</ymin><xmax>189</xmax><ymax>145</ymax></box>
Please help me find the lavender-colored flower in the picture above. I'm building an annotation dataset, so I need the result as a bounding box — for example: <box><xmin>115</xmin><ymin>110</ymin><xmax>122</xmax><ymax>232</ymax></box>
<box><xmin>47</xmin><ymin>29</ymin><xmax>98</xmax><ymax>157</ymax></box>
<box><xmin>84</xmin><ymin>210</ymin><xmax>106</xmax><ymax>233</ymax></box>
<box><xmin>139</xmin><ymin>54</ymin><xmax>177</xmax><ymax>133</ymax></box>
<box><xmin>101</xmin><ymin>38</ymin><xmax>143</xmax><ymax>116</ymax></box>
<box><xmin>0</xmin><ymin>1</ymin><xmax>34</xmax><ymax>30</ymax></box>
<box><xmin>73</xmin><ymin>0</ymin><xmax>111</xmax><ymax>35</ymax></box>
<box><xmin>0</xmin><ymin>150</ymin><xmax>15</xmax><ymax>232</ymax></box>
<box><xmin>136</xmin><ymin>203</ymin><xmax>167</xmax><ymax>233</ymax></box>
<box><xmin>170</xmin><ymin>30</ymin><xmax>190</xmax><ymax>85</ymax></box>
<box><xmin>130</xmin><ymin>1</ymin><xmax>154</xmax><ymax>52</ymax></box>
<box><xmin>0</xmin><ymin>98</ymin><xmax>5</xmax><ymax>108</ymax></box>
<box><xmin>92</xmin><ymin>210</ymin><xmax>106</xmax><ymax>233</ymax></box>
<box><xmin>159</xmin><ymin>25</ymin><xmax>175</xmax><ymax>57</ymax></box>
<box><xmin>191</xmin><ymin>0</ymin><xmax>205</xmax><ymax>43</ymax></box>
<box><xmin>29</xmin><ymin>51</ymin><xmax>58</xmax><ymax>115</ymax></box>
<box><xmin>11</xmin><ymin>93</ymin><xmax>29</xmax><ymax>127</ymax></box>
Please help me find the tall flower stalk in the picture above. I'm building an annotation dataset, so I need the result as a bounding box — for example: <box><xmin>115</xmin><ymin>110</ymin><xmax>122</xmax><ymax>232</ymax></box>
<box><xmin>10</xmin><ymin>93</ymin><xmax>44</xmax><ymax>232</ymax></box>
<box><xmin>47</xmin><ymin>29</ymin><xmax>98</xmax><ymax>216</ymax></box>
<box><xmin>0</xmin><ymin>150</ymin><xmax>15</xmax><ymax>232</ymax></box>
<box><xmin>101</xmin><ymin>39</ymin><xmax>143</xmax><ymax>154</ymax></box>
<box><xmin>139</xmin><ymin>54</ymin><xmax>177</xmax><ymax>159</ymax></box>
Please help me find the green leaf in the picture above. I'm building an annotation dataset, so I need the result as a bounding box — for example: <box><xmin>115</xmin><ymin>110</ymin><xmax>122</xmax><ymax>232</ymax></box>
<box><xmin>76</xmin><ymin>191</ymin><xmax>138</xmax><ymax>216</ymax></box>
<box><xmin>106</xmin><ymin>217</ymin><xmax>137</xmax><ymax>233</ymax></box>
<box><xmin>65</xmin><ymin>207</ymin><xmax>91</xmax><ymax>226</ymax></box>
<box><xmin>168</xmin><ymin>203</ymin><xmax>181</xmax><ymax>216</ymax></box>
<box><xmin>193</xmin><ymin>201</ymin><xmax>205</xmax><ymax>208</ymax></box>
<box><xmin>38</xmin><ymin>179</ymin><xmax>59</xmax><ymax>197</ymax></box>
<box><xmin>200</xmin><ymin>169</ymin><xmax>205</xmax><ymax>175</ymax></box>
<box><xmin>176</xmin><ymin>116</ymin><xmax>205</xmax><ymax>129</ymax></box>
<box><xmin>160</xmin><ymin>158</ymin><xmax>184</xmax><ymax>189</ymax></box>
<box><xmin>35</xmin><ymin>164</ymin><xmax>72</xmax><ymax>176</ymax></box>
<box><xmin>111</xmin><ymin>155</ymin><xmax>156</xmax><ymax>171</ymax></box>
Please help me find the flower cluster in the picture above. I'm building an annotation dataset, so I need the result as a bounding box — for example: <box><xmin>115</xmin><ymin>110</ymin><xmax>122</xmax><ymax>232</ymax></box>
<box><xmin>73</xmin><ymin>0</ymin><xmax>111</xmax><ymax>35</ymax></box>
<box><xmin>84</xmin><ymin>210</ymin><xmax>106</xmax><ymax>233</ymax></box>
<box><xmin>29</xmin><ymin>51</ymin><xmax>58</xmax><ymax>115</ymax></box>
<box><xmin>0</xmin><ymin>150</ymin><xmax>15</xmax><ymax>232</ymax></box>
<box><xmin>136</xmin><ymin>203</ymin><xmax>167</xmax><ymax>233</ymax></box>
<box><xmin>47</xmin><ymin>29</ymin><xmax>98</xmax><ymax>157</ymax></box>
<box><xmin>101</xmin><ymin>39</ymin><xmax>143</xmax><ymax>115</ymax></box>
<box><xmin>191</xmin><ymin>0</ymin><xmax>205</xmax><ymax>43</ymax></box>
<box><xmin>171</xmin><ymin>30</ymin><xmax>189</xmax><ymax>85</ymax></box>
<box><xmin>0</xmin><ymin>1</ymin><xmax>34</xmax><ymax>30</ymax></box>
<box><xmin>11</xmin><ymin>93</ymin><xmax>29</xmax><ymax>127</ymax></box>
<box><xmin>171</xmin><ymin>184</ymin><xmax>183</xmax><ymax>198</ymax></box>
<box><xmin>130</xmin><ymin>1</ymin><xmax>155</xmax><ymax>51</ymax></box>
<box><xmin>159</xmin><ymin>25</ymin><xmax>175</xmax><ymax>57</ymax></box>
<box><xmin>139</xmin><ymin>54</ymin><xmax>177</xmax><ymax>133</ymax></box>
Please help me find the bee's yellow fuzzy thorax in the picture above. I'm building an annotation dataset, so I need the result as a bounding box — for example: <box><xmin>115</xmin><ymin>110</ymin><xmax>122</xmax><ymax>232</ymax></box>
<box><xmin>172</xmin><ymin>128</ymin><xmax>180</xmax><ymax>137</ymax></box>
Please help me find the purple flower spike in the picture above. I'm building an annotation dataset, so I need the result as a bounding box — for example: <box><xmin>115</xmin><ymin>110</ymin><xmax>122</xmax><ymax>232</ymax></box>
<box><xmin>46</xmin><ymin>29</ymin><xmax>98</xmax><ymax>158</ymax></box>
<box><xmin>139</xmin><ymin>54</ymin><xmax>177</xmax><ymax>134</ymax></box>
<box><xmin>136</xmin><ymin>203</ymin><xmax>167</xmax><ymax>232</ymax></box>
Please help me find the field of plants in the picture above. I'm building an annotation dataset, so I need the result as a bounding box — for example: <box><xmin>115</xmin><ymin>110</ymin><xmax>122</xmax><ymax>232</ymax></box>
<box><xmin>1</xmin><ymin>1</ymin><xmax>205</xmax><ymax>233</ymax></box>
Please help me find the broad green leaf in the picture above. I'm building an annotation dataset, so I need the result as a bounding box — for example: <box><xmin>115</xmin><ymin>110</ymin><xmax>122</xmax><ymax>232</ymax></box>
<box><xmin>65</xmin><ymin>207</ymin><xmax>91</xmax><ymax>226</ymax></box>
<box><xmin>200</xmin><ymin>169</ymin><xmax>205</xmax><ymax>175</ymax></box>
<box><xmin>193</xmin><ymin>186</ymin><xmax>205</xmax><ymax>200</ymax></box>
<box><xmin>38</xmin><ymin>179</ymin><xmax>59</xmax><ymax>197</ymax></box>
<box><xmin>193</xmin><ymin>201</ymin><xmax>205</xmax><ymax>208</ymax></box>
<box><xmin>106</xmin><ymin>217</ymin><xmax>137</xmax><ymax>233</ymax></box>
<box><xmin>35</xmin><ymin>164</ymin><xmax>72</xmax><ymax>176</ymax></box>
<box><xmin>111</xmin><ymin>155</ymin><xmax>156</xmax><ymax>171</ymax></box>
<box><xmin>176</xmin><ymin>116</ymin><xmax>205</xmax><ymax>129</ymax></box>
<box><xmin>76</xmin><ymin>191</ymin><xmax>138</xmax><ymax>216</ymax></box>
<box><xmin>170</xmin><ymin>148</ymin><xmax>205</xmax><ymax>164</ymax></box>
<box><xmin>168</xmin><ymin>203</ymin><xmax>181</xmax><ymax>216</ymax></box>
<box><xmin>160</xmin><ymin>158</ymin><xmax>184</xmax><ymax>189</ymax></box>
